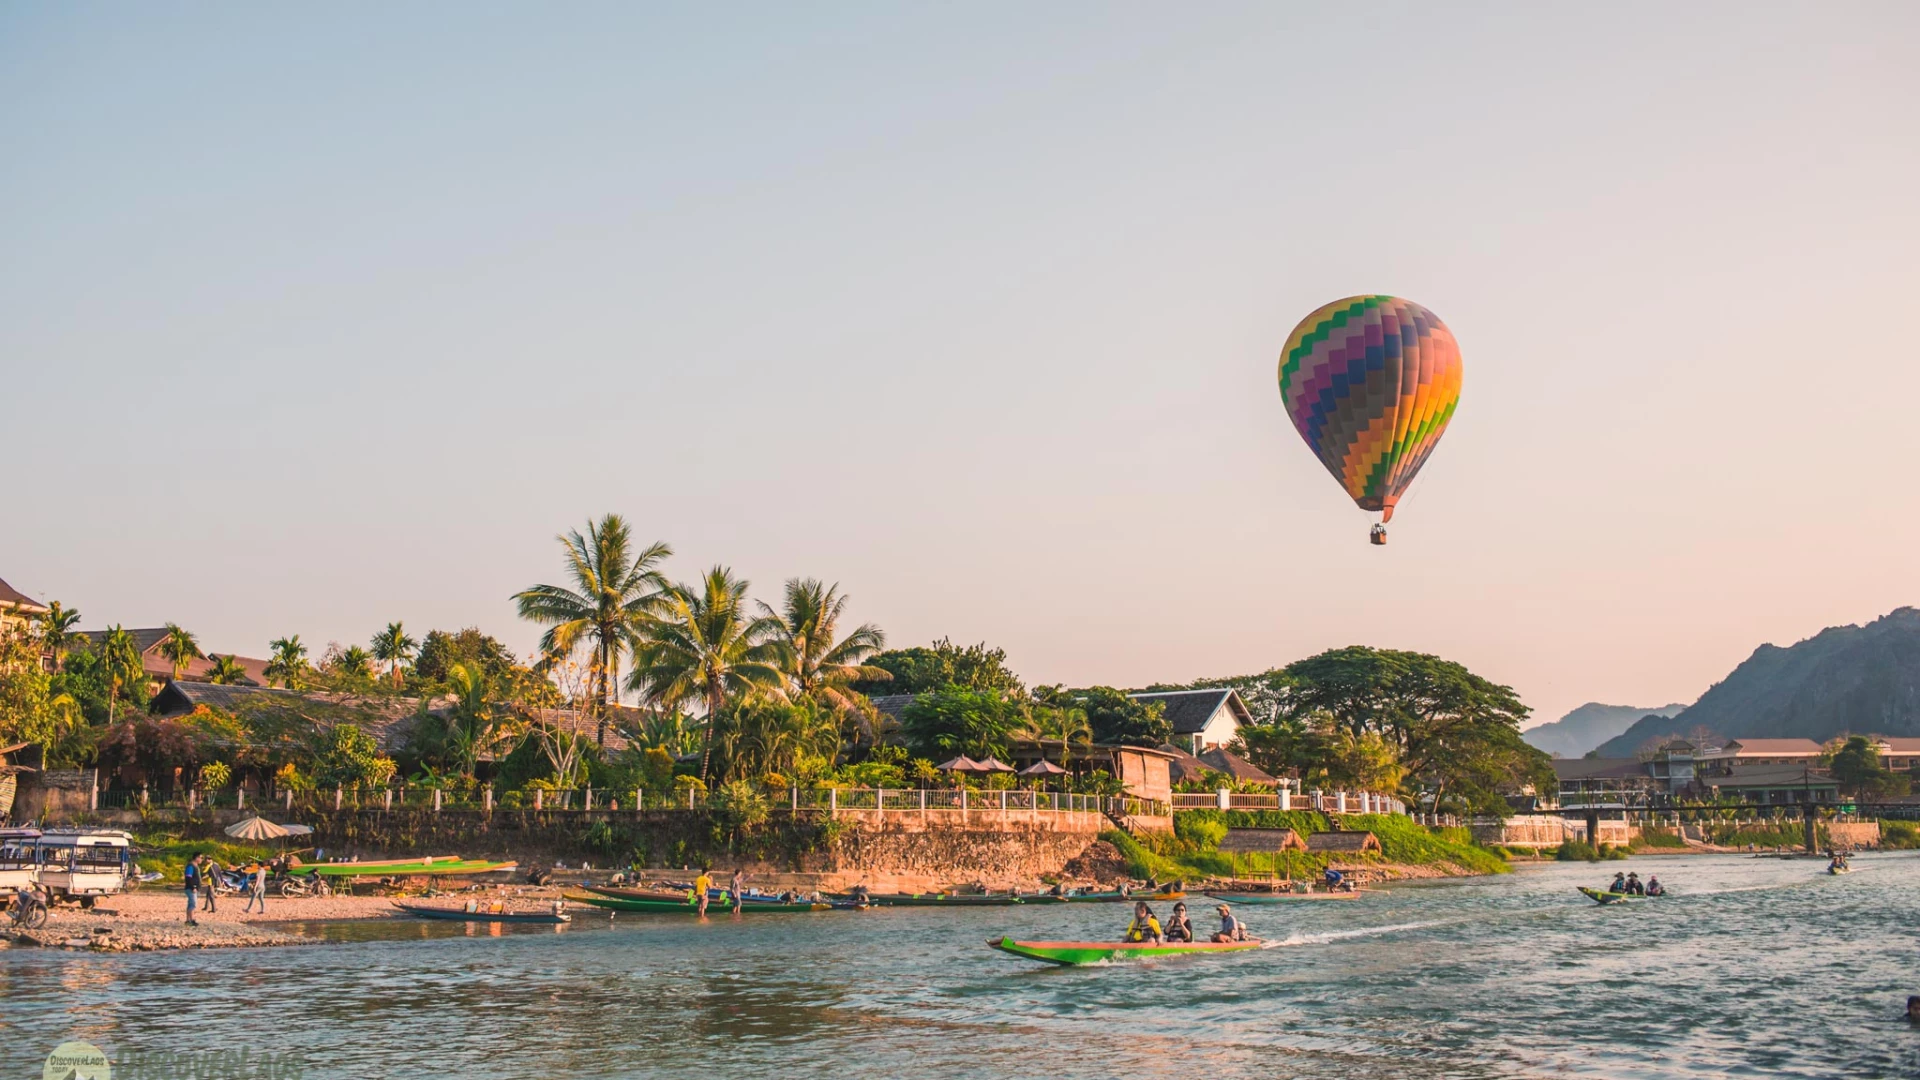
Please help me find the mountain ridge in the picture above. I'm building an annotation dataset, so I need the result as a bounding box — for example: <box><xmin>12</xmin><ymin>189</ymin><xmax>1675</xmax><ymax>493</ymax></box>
<box><xmin>1593</xmin><ymin>607</ymin><xmax>1920</xmax><ymax>757</ymax></box>
<box><xmin>1524</xmin><ymin>702</ymin><xmax>1687</xmax><ymax>758</ymax></box>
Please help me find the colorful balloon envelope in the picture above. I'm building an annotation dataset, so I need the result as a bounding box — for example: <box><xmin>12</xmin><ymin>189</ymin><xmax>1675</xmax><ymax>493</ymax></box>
<box><xmin>1277</xmin><ymin>295</ymin><xmax>1462</xmax><ymax>527</ymax></box>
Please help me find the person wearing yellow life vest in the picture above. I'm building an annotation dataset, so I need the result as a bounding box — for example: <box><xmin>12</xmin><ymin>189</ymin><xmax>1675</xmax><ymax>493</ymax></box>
<box><xmin>1124</xmin><ymin>901</ymin><xmax>1162</xmax><ymax>944</ymax></box>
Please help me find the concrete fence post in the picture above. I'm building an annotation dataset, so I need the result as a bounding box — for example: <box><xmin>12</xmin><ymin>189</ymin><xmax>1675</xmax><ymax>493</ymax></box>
<box><xmin>791</xmin><ymin>785</ymin><xmax>799</xmax><ymax>811</ymax></box>
<box><xmin>283</xmin><ymin>788</ymin><xmax>292</xmax><ymax>812</ymax></box>
<box><xmin>141</xmin><ymin>787</ymin><xmax>150</xmax><ymax>809</ymax></box>
<box><xmin>384</xmin><ymin>789</ymin><xmax>393</xmax><ymax>812</ymax></box>
<box><xmin>484</xmin><ymin>787</ymin><xmax>493</xmax><ymax>813</ymax></box>
<box><xmin>876</xmin><ymin>787</ymin><xmax>885</xmax><ymax>819</ymax></box>
<box><xmin>635</xmin><ymin>789</ymin><xmax>642</xmax><ymax>811</ymax></box>
<box><xmin>584</xmin><ymin>788</ymin><xmax>592</xmax><ymax>812</ymax></box>
<box><xmin>1217</xmin><ymin>787</ymin><xmax>1231</xmax><ymax>811</ymax></box>
<box><xmin>187</xmin><ymin>789</ymin><xmax>196</xmax><ymax>811</ymax></box>
<box><xmin>433</xmin><ymin>788</ymin><xmax>442</xmax><ymax>813</ymax></box>
<box><xmin>1277</xmin><ymin>780</ymin><xmax>1291</xmax><ymax>812</ymax></box>
<box><xmin>535</xmin><ymin>789</ymin><xmax>544</xmax><ymax>811</ymax></box>
<box><xmin>236</xmin><ymin>787</ymin><xmax>244</xmax><ymax>811</ymax></box>
<box><xmin>334</xmin><ymin>787</ymin><xmax>342</xmax><ymax>812</ymax></box>
<box><xmin>829</xmin><ymin>787</ymin><xmax>837</xmax><ymax>818</ymax></box>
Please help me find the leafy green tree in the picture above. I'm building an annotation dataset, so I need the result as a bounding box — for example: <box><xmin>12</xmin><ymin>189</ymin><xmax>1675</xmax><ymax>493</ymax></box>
<box><xmin>204</xmin><ymin>654</ymin><xmax>249</xmax><ymax>685</ymax></box>
<box><xmin>370</xmin><ymin>622</ymin><xmax>418</xmax><ymax>687</ymax></box>
<box><xmin>628</xmin><ymin>566</ymin><xmax>784</xmax><ymax>780</ymax></box>
<box><xmin>1827</xmin><ymin>736</ymin><xmax>1911</xmax><ymax>800</ymax></box>
<box><xmin>265</xmin><ymin>635</ymin><xmax>309</xmax><ymax>689</ymax></box>
<box><xmin>100</xmin><ymin>625</ymin><xmax>145</xmax><ymax>721</ymax></box>
<box><xmin>614</xmin><ymin>710</ymin><xmax>704</xmax><ymax>759</ymax></box>
<box><xmin>1261</xmin><ymin>646</ymin><xmax>1551</xmax><ymax>814</ymax></box>
<box><xmin>433</xmin><ymin>662</ymin><xmax>521</xmax><ymax>777</ymax></box>
<box><xmin>1035</xmin><ymin>685</ymin><xmax>1168</xmax><ymax>747</ymax></box>
<box><xmin>514</xmin><ymin>514</ymin><xmax>672</xmax><ymax>746</ymax></box>
<box><xmin>763</xmin><ymin>578</ymin><xmax>889</xmax><ymax>711</ymax></box>
<box><xmin>312</xmin><ymin>724</ymin><xmax>398</xmax><ymax>788</ymax></box>
<box><xmin>852</xmin><ymin>638</ymin><xmax>1025</xmax><ymax>697</ymax></box>
<box><xmin>37</xmin><ymin>601</ymin><xmax>82</xmax><ymax>669</ymax></box>
<box><xmin>412</xmin><ymin>628</ymin><xmax>518</xmax><ymax>685</ymax></box>
<box><xmin>900</xmin><ymin>686</ymin><xmax>1020</xmax><ymax>762</ymax></box>
<box><xmin>159</xmin><ymin>623</ymin><xmax>203</xmax><ymax>680</ymax></box>
<box><xmin>0</xmin><ymin>623</ymin><xmax>58</xmax><ymax>748</ymax></box>
<box><xmin>48</xmin><ymin>643</ymin><xmax>134</xmax><ymax>725</ymax></box>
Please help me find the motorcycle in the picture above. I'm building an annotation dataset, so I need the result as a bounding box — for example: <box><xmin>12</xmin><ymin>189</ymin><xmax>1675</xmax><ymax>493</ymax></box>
<box><xmin>273</xmin><ymin>870</ymin><xmax>332</xmax><ymax>898</ymax></box>
<box><xmin>7</xmin><ymin>886</ymin><xmax>50</xmax><ymax>931</ymax></box>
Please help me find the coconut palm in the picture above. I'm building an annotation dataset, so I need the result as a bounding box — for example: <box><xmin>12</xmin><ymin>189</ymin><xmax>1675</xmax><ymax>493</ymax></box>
<box><xmin>204</xmin><ymin>654</ymin><xmax>249</xmax><ymax>685</ymax></box>
<box><xmin>100</xmin><ymin>625</ymin><xmax>144</xmax><ymax>722</ymax></box>
<box><xmin>332</xmin><ymin>645</ymin><xmax>374</xmax><ymax>680</ymax></box>
<box><xmin>439</xmin><ymin>662</ymin><xmax>519</xmax><ymax>776</ymax></box>
<box><xmin>761</xmin><ymin>578</ymin><xmax>889</xmax><ymax>711</ymax></box>
<box><xmin>513</xmin><ymin>514</ymin><xmax>672</xmax><ymax>746</ymax></box>
<box><xmin>628</xmin><ymin>566</ymin><xmax>785</xmax><ymax>780</ymax></box>
<box><xmin>1016</xmin><ymin>704</ymin><xmax>1094</xmax><ymax>766</ymax></box>
<box><xmin>37</xmin><ymin>601</ymin><xmax>82</xmax><ymax>669</ymax></box>
<box><xmin>265</xmin><ymin>635</ymin><xmax>308</xmax><ymax>689</ymax></box>
<box><xmin>158</xmin><ymin>623</ymin><xmax>203</xmax><ymax>680</ymax></box>
<box><xmin>370</xmin><ymin>622</ymin><xmax>417</xmax><ymax>687</ymax></box>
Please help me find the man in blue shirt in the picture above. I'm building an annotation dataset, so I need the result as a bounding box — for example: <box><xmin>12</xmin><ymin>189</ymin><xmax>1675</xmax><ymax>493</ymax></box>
<box><xmin>183</xmin><ymin>854</ymin><xmax>202</xmax><ymax>925</ymax></box>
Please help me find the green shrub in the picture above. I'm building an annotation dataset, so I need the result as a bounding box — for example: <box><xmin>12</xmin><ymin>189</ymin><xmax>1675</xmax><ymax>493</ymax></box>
<box><xmin>1880</xmin><ymin>820</ymin><xmax>1919</xmax><ymax>850</ymax></box>
<box><xmin>1557</xmin><ymin>839</ymin><xmax>1599</xmax><ymax>862</ymax></box>
<box><xmin>1633</xmin><ymin>827</ymin><xmax>1688</xmax><ymax>850</ymax></box>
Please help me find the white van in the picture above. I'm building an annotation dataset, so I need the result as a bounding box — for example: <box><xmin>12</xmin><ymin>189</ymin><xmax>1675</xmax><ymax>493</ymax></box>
<box><xmin>0</xmin><ymin>828</ymin><xmax>39</xmax><ymax>892</ymax></box>
<box><xmin>31</xmin><ymin>829</ymin><xmax>134</xmax><ymax>904</ymax></box>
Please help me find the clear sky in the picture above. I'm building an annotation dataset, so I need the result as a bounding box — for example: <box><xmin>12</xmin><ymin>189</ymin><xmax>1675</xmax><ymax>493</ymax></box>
<box><xmin>4</xmin><ymin>4</ymin><xmax>1917</xmax><ymax>726</ymax></box>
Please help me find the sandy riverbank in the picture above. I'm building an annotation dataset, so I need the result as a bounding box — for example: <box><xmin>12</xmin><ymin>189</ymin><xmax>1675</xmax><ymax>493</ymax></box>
<box><xmin>4</xmin><ymin>886</ymin><xmax>578</xmax><ymax>952</ymax></box>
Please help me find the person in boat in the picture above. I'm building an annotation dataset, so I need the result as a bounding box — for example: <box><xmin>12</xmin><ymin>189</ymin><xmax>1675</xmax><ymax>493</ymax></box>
<box><xmin>1323</xmin><ymin>867</ymin><xmax>1344</xmax><ymax>892</ymax></box>
<box><xmin>1624</xmin><ymin>872</ymin><xmax>1644</xmax><ymax>896</ymax></box>
<box><xmin>1608</xmin><ymin>872</ymin><xmax>1627</xmax><ymax>895</ymax></box>
<box><xmin>1124</xmin><ymin>902</ymin><xmax>1162</xmax><ymax>944</ymax></box>
<box><xmin>1163</xmin><ymin>903</ymin><xmax>1194</xmax><ymax>943</ymax></box>
<box><xmin>1212</xmin><ymin>904</ymin><xmax>1246</xmax><ymax>943</ymax></box>
<box><xmin>1050</xmin><ymin>880</ymin><xmax>1070</xmax><ymax>898</ymax></box>
<box><xmin>848</xmin><ymin>883</ymin><xmax>872</xmax><ymax>906</ymax></box>
<box><xmin>1644</xmin><ymin>875</ymin><xmax>1665</xmax><ymax>897</ymax></box>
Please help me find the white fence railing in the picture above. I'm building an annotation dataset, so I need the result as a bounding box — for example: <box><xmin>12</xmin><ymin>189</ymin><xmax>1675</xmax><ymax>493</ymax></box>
<box><xmin>1169</xmin><ymin>788</ymin><xmax>1407</xmax><ymax>816</ymax></box>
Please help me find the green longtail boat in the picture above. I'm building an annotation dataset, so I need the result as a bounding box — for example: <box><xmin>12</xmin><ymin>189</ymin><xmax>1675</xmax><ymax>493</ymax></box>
<box><xmin>570</xmin><ymin>892</ymin><xmax>832</xmax><ymax>914</ymax></box>
<box><xmin>309</xmin><ymin>859</ymin><xmax>517</xmax><ymax>877</ymax></box>
<box><xmin>988</xmin><ymin>936</ymin><xmax>1265</xmax><ymax>966</ymax></box>
<box><xmin>1578</xmin><ymin>887</ymin><xmax>1634</xmax><ymax>905</ymax></box>
<box><xmin>1205</xmin><ymin>890</ymin><xmax>1363</xmax><ymax>904</ymax></box>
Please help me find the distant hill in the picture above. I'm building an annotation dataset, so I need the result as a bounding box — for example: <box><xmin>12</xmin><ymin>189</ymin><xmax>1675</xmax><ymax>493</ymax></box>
<box><xmin>1524</xmin><ymin>702</ymin><xmax>1687</xmax><ymax>758</ymax></box>
<box><xmin>1593</xmin><ymin>607</ymin><xmax>1920</xmax><ymax>757</ymax></box>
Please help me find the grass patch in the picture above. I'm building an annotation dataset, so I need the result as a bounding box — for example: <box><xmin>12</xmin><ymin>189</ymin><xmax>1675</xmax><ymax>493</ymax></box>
<box><xmin>1880</xmin><ymin>820</ymin><xmax>1919</xmax><ymax>850</ymax></box>
<box><xmin>1632</xmin><ymin>827</ymin><xmax>1688</xmax><ymax>851</ymax></box>
<box><xmin>132</xmin><ymin>833</ymin><xmax>277</xmax><ymax>885</ymax></box>
<box><xmin>1555</xmin><ymin>839</ymin><xmax>1629</xmax><ymax>862</ymax></box>
<box><xmin>1103</xmin><ymin>810</ymin><xmax>1510</xmax><ymax>882</ymax></box>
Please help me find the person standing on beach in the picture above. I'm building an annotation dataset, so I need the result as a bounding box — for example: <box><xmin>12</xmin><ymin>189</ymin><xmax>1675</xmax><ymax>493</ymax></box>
<box><xmin>201</xmin><ymin>854</ymin><xmax>221</xmax><ymax>913</ymax></box>
<box><xmin>182</xmin><ymin>854</ymin><xmax>202</xmax><ymax>925</ymax></box>
<box><xmin>243</xmin><ymin>860</ymin><xmax>268</xmax><ymax>914</ymax></box>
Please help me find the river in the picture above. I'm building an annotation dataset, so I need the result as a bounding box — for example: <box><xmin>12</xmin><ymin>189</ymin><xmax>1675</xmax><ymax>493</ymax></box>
<box><xmin>4</xmin><ymin>852</ymin><xmax>1917</xmax><ymax>1078</ymax></box>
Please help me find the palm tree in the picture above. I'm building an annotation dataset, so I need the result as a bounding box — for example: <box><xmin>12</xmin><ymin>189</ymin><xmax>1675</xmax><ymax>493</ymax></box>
<box><xmin>38</xmin><ymin>601</ymin><xmax>82</xmax><ymax>669</ymax></box>
<box><xmin>439</xmin><ymin>662</ymin><xmax>519</xmax><ymax>777</ymax></box>
<box><xmin>158</xmin><ymin>623</ymin><xmax>203</xmax><ymax>680</ymax></box>
<box><xmin>100</xmin><ymin>625</ymin><xmax>144</xmax><ymax>722</ymax></box>
<box><xmin>513</xmin><ymin>514</ymin><xmax>672</xmax><ymax>746</ymax></box>
<box><xmin>762</xmin><ymin>578</ymin><xmax>889</xmax><ymax>711</ymax></box>
<box><xmin>333</xmin><ymin>645</ymin><xmax>374</xmax><ymax>680</ymax></box>
<box><xmin>628</xmin><ymin>566</ymin><xmax>785</xmax><ymax>780</ymax></box>
<box><xmin>265</xmin><ymin>635</ymin><xmax>308</xmax><ymax>689</ymax></box>
<box><xmin>370</xmin><ymin>622</ymin><xmax>417</xmax><ymax>687</ymax></box>
<box><xmin>205</xmin><ymin>654</ymin><xmax>249</xmax><ymax>685</ymax></box>
<box><xmin>1016</xmin><ymin>704</ymin><xmax>1094</xmax><ymax>766</ymax></box>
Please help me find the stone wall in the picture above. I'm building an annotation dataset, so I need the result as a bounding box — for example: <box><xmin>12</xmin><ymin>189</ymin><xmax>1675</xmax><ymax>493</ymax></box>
<box><xmin>9</xmin><ymin>769</ymin><xmax>97</xmax><ymax>821</ymax></box>
<box><xmin>1828</xmin><ymin>821</ymin><xmax>1881</xmax><ymax>849</ymax></box>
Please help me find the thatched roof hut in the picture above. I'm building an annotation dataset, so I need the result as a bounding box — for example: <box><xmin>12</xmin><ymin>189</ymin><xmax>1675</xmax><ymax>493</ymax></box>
<box><xmin>1306</xmin><ymin>831</ymin><xmax>1381</xmax><ymax>854</ymax></box>
<box><xmin>1218</xmin><ymin>827</ymin><xmax>1307</xmax><ymax>854</ymax></box>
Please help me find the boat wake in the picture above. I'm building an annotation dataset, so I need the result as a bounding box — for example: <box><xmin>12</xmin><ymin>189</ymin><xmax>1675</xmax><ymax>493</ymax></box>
<box><xmin>1263</xmin><ymin>921</ymin><xmax>1440</xmax><ymax>948</ymax></box>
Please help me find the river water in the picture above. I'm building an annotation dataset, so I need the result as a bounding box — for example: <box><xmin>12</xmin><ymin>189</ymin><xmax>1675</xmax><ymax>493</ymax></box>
<box><xmin>4</xmin><ymin>852</ymin><xmax>1917</xmax><ymax>1078</ymax></box>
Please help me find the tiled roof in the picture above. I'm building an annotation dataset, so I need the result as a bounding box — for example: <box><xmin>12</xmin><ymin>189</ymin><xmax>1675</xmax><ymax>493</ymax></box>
<box><xmin>868</xmin><ymin>694</ymin><xmax>915</xmax><ymax>720</ymax></box>
<box><xmin>0</xmin><ymin>577</ymin><xmax>48</xmax><ymax>613</ymax></box>
<box><xmin>1157</xmin><ymin>742</ymin><xmax>1211</xmax><ymax>783</ymax></box>
<box><xmin>76</xmin><ymin>627</ymin><xmax>174</xmax><ymax>654</ymax></box>
<box><xmin>1873</xmin><ymin>737</ymin><xmax>1920</xmax><ymax>753</ymax></box>
<box><xmin>1551</xmin><ymin>757</ymin><xmax>1648</xmax><ymax>781</ymax></box>
<box><xmin>1707</xmin><ymin>764</ymin><xmax>1836</xmax><ymax>787</ymax></box>
<box><xmin>1720</xmin><ymin>739</ymin><xmax>1825</xmax><ymax>755</ymax></box>
<box><xmin>1197</xmin><ymin>747</ymin><xmax>1278</xmax><ymax>785</ymax></box>
<box><xmin>1128</xmin><ymin>688</ymin><xmax>1249</xmax><ymax>735</ymax></box>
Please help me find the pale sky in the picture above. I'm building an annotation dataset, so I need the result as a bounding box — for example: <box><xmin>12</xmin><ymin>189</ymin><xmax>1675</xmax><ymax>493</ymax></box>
<box><xmin>4</xmin><ymin>4</ymin><xmax>1917</xmax><ymax>727</ymax></box>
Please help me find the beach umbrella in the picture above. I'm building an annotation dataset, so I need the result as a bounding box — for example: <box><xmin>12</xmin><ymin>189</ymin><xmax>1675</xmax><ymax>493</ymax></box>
<box><xmin>225</xmin><ymin>816</ymin><xmax>290</xmax><ymax>841</ymax></box>
<box><xmin>974</xmin><ymin>757</ymin><xmax>1016</xmax><ymax>773</ymax></box>
<box><xmin>1018</xmin><ymin>760</ymin><xmax>1067</xmax><ymax>777</ymax></box>
<box><xmin>936</xmin><ymin>756</ymin><xmax>983</xmax><ymax>773</ymax></box>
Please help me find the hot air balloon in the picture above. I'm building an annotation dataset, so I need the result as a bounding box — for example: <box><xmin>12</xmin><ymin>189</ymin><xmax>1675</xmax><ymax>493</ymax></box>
<box><xmin>1277</xmin><ymin>296</ymin><xmax>1462</xmax><ymax>544</ymax></box>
